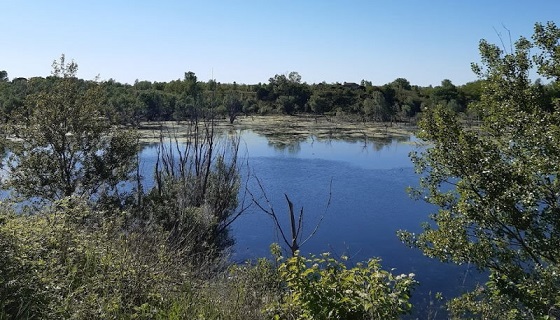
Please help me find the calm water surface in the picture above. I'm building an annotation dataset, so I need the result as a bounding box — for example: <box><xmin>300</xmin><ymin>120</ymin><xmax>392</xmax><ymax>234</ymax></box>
<box><xmin>140</xmin><ymin>129</ymin><xmax>484</xmax><ymax>316</ymax></box>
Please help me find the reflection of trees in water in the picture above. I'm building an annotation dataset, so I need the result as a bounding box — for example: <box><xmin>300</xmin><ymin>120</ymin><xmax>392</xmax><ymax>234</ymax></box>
<box><xmin>266</xmin><ymin>136</ymin><xmax>303</xmax><ymax>154</ymax></box>
<box><xmin>163</xmin><ymin>125</ymin><xmax>411</xmax><ymax>154</ymax></box>
<box><xmin>262</xmin><ymin>131</ymin><xmax>411</xmax><ymax>154</ymax></box>
<box><xmin>242</xmin><ymin>127</ymin><xmax>308</xmax><ymax>153</ymax></box>
<box><xmin>314</xmin><ymin>132</ymin><xmax>411</xmax><ymax>152</ymax></box>
<box><xmin>368</xmin><ymin>137</ymin><xmax>393</xmax><ymax>151</ymax></box>
<box><xmin>139</xmin><ymin>120</ymin><xmax>415</xmax><ymax>153</ymax></box>
<box><xmin>368</xmin><ymin>135</ymin><xmax>411</xmax><ymax>151</ymax></box>
<box><xmin>141</xmin><ymin>125</ymin><xmax>413</xmax><ymax>155</ymax></box>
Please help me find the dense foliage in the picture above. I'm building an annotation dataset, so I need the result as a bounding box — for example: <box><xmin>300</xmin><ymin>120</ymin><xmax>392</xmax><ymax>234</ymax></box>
<box><xmin>400</xmin><ymin>21</ymin><xmax>560</xmax><ymax>318</ymax></box>
<box><xmin>266</xmin><ymin>247</ymin><xmax>417</xmax><ymax>319</ymax></box>
<box><xmin>2</xmin><ymin>55</ymin><xmax>138</xmax><ymax>204</ymax></box>
<box><xmin>0</xmin><ymin>199</ymin><xmax>417</xmax><ymax>320</ymax></box>
<box><xmin>0</xmin><ymin>197</ymin><xmax>191</xmax><ymax>319</ymax></box>
<box><xmin>0</xmin><ymin>63</ymin><xmax>502</xmax><ymax>126</ymax></box>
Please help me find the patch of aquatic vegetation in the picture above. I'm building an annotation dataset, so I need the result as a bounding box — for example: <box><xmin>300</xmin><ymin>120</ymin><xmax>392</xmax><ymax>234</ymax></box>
<box><xmin>137</xmin><ymin>115</ymin><xmax>416</xmax><ymax>147</ymax></box>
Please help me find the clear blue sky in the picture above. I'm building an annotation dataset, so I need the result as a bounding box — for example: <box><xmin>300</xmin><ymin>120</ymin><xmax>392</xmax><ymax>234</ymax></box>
<box><xmin>2</xmin><ymin>1</ymin><xmax>558</xmax><ymax>86</ymax></box>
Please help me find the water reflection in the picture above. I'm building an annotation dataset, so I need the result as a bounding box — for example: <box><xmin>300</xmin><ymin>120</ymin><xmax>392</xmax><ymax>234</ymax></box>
<box><xmin>228</xmin><ymin>129</ymin><xmax>483</xmax><ymax>319</ymax></box>
<box><xmin>265</xmin><ymin>134</ymin><xmax>413</xmax><ymax>155</ymax></box>
<box><xmin>267</xmin><ymin>139</ymin><xmax>303</xmax><ymax>154</ymax></box>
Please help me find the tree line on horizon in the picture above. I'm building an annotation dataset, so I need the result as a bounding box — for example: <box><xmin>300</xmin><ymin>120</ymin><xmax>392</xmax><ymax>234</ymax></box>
<box><xmin>0</xmin><ymin>67</ymin><xmax>509</xmax><ymax>125</ymax></box>
<box><xmin>3</xmin><ymin>66</ymin><xmax>558</xmax><ymax>126</ymax></box>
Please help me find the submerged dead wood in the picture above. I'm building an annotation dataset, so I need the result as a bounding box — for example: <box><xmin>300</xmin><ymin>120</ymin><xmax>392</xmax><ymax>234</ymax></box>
<box><xmin>249</xmin><ymin>175</ymin><xmax>332</xmax><ymax>256</ymax></box>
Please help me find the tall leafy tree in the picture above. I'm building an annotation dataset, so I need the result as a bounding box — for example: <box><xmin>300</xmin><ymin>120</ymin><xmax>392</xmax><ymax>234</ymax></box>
<box><xmin>183</xmin><ymin>71</ymin><xmax>202</xmax><ymax>98</ymax></box>
<box><xmin>308</xmin><ymin>90</ymin><xmax>333</xmax><ymax>115</ymax></box>
<box><xmin>362</xmin><ymin>90</ymin><xmax>388</xmax><ymax>121</ymax></box>
<box><xmin>399</xmin><ymin>22</ymin><xmax>560</xmax><ymax>318</ymax></box>
<box><xmin>225</xmin><ymin>92</ymin><xmax>243</xmax><ymax>124</ymax></box>
<box><xmin>267</xmin><ymin>72</ymin><xmax>311</xmax><ymax>114</ymax></box>
<box><xmin>5</xmin><ymin>55</ymin><xmax>138</xmax><ymax>203</ymax></box>
<box><xmin>431</xmin><ymin>79</ymin><xmax>464</xmax><ymax>112</ymax></box>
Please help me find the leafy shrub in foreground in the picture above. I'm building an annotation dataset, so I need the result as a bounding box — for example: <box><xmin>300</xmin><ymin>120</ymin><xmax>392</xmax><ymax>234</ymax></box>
<box><xmin>267</xmin><ymin>248</ymin><xmax>417</xmax><ymax>319</ymax></box>
<box><xmin>0</xmin><ymin>197</ymin><xmax>189</xmax><ymax>319</ymax></box>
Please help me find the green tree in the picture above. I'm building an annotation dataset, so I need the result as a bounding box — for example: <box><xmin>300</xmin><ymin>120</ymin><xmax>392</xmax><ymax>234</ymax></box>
<box><xmin>362</xmin><ymin>90</ymin><xmax>389</xmax><ymax>121</ymax></box>
<box><xmin>268</xmin><ymin>72</ymin><xmax>310</xmax><ymax>114</ymax></box>
<box><xmin>183</xmin><ymin>71</ymin><xmax>201</xmax><ymax>98</ymax></box>
<box><xmin>5</xmin><ymin>55</ymin><xmax>138</xmax><ymax>204</ymax></box>
<box><xmin>137</xmin><ymin>89</ymin><xmax>174</xmax><ymax>121</ymax></box>
<box><xmin>308</xmin><ymin>91</ymin><xmax>332</xmax><ymax>115</ymax></box>
<box><xmin>399</xmin><ymin>22</ymin><xmax>560</xmax><ymax>318</ymax></box>
<box><xmin>390</xmin><ymin>77</ymin><xmax>412</xmax><ymax>91</ymax></box>
<box><xmin>431</xmin><ymin>79</ymin><xmax>465</xmax><ymax>112</ymax></box>
<box><xmin>459</xmin><ymin>80</ymin><xmax>484</xmax><ymax>105</ymax></box>
<box><xmin>225</xmin><ymin>92</ymin><xmax>243</xmax><ymax>124</ymax></box>
<box><xmin>0</xmin><ymin>70</ymin><xmax>8</xmax><ymax>82</ymax></box>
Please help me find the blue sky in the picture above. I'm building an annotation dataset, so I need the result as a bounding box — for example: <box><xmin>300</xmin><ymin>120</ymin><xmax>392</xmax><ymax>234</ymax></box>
<box><xmin>2</xmin><ymin>1</ymin><xmax>559</xmax><ymax>86</ymax></box>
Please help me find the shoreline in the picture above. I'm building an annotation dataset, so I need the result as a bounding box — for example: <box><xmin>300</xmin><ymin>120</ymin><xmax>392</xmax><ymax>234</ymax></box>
<box><xmin>137</xmin><ymin>115</ymin><xmax>417</xmax><ymax>145</ymax></box>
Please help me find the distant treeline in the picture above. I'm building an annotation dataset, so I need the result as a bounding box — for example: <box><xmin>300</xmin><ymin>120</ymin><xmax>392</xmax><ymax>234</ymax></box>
<box><xmin>0</xmin><ymin>69</ymin><xmax>557</xmax><ymax>125</ymax></box>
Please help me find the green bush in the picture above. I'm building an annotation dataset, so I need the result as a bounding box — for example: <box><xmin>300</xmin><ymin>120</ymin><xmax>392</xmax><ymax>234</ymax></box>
<box><xmin>267</xmin><ymin>249</ymin><xmax>417</xmax><ymax>319</ymax></box>
<box><xmin>0</xmin><ymin>197</ymin><xmax>190</xmax><ymax>319</ymax></box>
<box><xmin>447</xmin><ymin>266</ymin><xmax>560</xmax><ymax>320</ymax></box>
